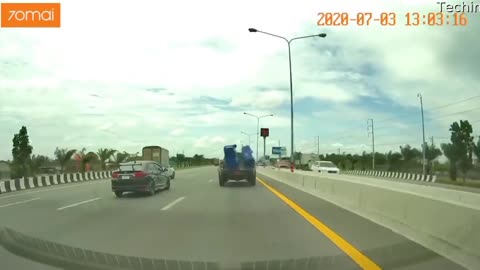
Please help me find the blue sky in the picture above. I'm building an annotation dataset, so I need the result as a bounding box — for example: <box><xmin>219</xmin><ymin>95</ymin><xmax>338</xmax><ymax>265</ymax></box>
<box><xmin>0</xmin><ymin>0</ymin><xmax>479</xmax><ymax>161</ymax></box>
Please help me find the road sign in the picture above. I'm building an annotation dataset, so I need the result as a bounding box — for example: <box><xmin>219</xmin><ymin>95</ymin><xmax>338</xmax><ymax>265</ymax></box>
<box><xmin>272</xmin><ymin>147</ymin><xmax>286</xmax><ymax>155</ymax></box>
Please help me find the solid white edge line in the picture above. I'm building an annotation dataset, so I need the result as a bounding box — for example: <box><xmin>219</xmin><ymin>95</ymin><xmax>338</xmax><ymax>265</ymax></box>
<box><xmin>57</xmin><ymin>197</ymin><xmax>102</xmax><ymax>211</ymax></box>
<box><xmin>0</xmin><ymin>198</ymin><xmax>40</xmax><ymax>208</ymax></box>
<box><xmin>161</xmin><ymin>197</ymin><xmax>185</xmax><ymax>211</ymax></box>
<box><xmin>208</xmin><ymin>179</ymin><xmax>214</xmax><ymax>182</ymax></box>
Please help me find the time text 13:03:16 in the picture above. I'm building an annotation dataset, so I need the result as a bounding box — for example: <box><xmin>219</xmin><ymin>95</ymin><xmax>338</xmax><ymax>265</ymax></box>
<box><xmin>316</xmin><ymin>12</ymin><xmax>468</xmax><ymax>27</ymax></box>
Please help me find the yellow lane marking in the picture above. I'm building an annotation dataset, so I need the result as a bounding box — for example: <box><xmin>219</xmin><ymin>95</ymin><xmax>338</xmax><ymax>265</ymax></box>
<box><xmin>257</xmin><ymin>177</ymin><xmax>382</xmax><ymax>270</ymax></box>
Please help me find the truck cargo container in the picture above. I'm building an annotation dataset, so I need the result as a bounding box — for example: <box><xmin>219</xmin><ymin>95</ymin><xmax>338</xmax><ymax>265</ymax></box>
<box><xmin>142</xmin><ymin>146</ymin><xmax>169</xmax><ymax>167</ymax></box>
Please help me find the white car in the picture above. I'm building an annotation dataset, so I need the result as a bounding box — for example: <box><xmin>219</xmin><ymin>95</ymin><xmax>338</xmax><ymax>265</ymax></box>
<box><xmin>310</xmin><ymin>161</ymin><xmax>340</xmax><ymax>174</ymax></box>
<box><xmin>166</xmin><ymin>165</ymin><xmax>175</xmax><ymax>179</ymax></box>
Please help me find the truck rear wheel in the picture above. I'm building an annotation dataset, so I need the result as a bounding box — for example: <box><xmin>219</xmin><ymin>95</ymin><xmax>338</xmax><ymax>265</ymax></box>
<box><xmin>219</xmin><ymin>176</ymin><xmax>226</xmax><ymax>187</ymax></box>
<box><xmin>248</xmin><ymin>176</ymin><xmax>256</xmax><ymax>186</ymax></box>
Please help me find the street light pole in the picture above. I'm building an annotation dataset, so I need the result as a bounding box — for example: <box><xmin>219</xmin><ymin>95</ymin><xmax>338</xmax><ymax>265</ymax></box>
<box><xmin>287</xmin><ymin>41</ymin><xmax>294</xmax><ymax>164</ymax></box>
<box><xmin>243</xmin><ymin>112</ymin><xmax>273</xmax><ymax>161</ymax></box>
<box><xmin>368</xmin><ymin>119</ymin><xmax>375</xmax><ymax>170</ymax></box>
<box><xmin>256</xmin><ymin>118</ymin><xmax>260</xmax><ymax>161</ymax></box>
<box><xmin>248</xmin><ymin>28</ymin><xmax>326</xmax><ymax>165</ymax></box>
<box><xmin>241</xmin><ymin>131</ymin><xmax>256</xmax><ymax>146</ymax></box>
<box><xmin>418</xmin><ymin>93</ymin><xmax>426</xmax><ymax>175</ymax></box>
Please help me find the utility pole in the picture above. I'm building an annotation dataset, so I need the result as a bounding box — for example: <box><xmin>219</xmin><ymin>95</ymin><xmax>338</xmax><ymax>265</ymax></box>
<box><xmin>418</xmin><ymin>93</ymin><xmax>426</xmax><ymax>176</ymax></box>
<box><xmin>317</xmin><ymin>136</ymin><xmax>320</xmax><ymax>156</ymax></box>
<box><xmin>368</xmin><ymin>119</ymin><xmax>375</xmax><ymax>170</ymax></box>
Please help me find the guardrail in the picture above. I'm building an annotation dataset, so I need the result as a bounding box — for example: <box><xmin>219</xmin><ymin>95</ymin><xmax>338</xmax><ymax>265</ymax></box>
<box><xmin>341</xmin><ymin>170</ymin><xmax>437</xmax><ymax>182</ymax></box>
<box><xmin>257</xmin><ymin>167</ymin><xmax>480</xmax><ymax>269</ymax></box>
<box><xmin>0</xmin><ymin>171</ymin><xmax>113</xmax><ymax>195</ymax></box>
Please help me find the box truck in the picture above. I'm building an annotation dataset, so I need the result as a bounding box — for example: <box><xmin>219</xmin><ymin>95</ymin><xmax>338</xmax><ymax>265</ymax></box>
<box><xmin>142</xmin><ymin>146</ymin><xmax>169</xmax><ymax>167</ymax></box>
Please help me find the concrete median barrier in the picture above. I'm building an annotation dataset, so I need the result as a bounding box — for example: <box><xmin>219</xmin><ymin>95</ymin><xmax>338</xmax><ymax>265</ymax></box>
<box><xmin>342</xmin><ymin>170</ymin><xmax>437</xmax><ymax>182</ymax></box>
<box><xmin>257</xmin><ymin>168</ymin><xmax>480</xmax><ymax>269</ymax></box>
<box><xmin>0</xmin><ymin>171</ymin><xmax>113</xmax><ymax>195</ymax></box>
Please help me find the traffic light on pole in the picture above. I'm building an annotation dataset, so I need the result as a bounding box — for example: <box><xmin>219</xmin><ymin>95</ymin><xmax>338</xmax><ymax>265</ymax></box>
<box><xmin>260</xmin><ymin>128</ymin><xmax>269</xmax><ymax>137</ymax></box>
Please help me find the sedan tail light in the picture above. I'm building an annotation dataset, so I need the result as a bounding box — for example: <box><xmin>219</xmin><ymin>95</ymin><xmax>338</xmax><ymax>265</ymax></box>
<box><xmin>134</xmin><ymin>171</ymin><xmax>148</xmax><ymax>178</ymax></box>
<box><xmin>112</xmin><ymin>172</ymin><xmax>120</xmax><ymax>180</ymax></box>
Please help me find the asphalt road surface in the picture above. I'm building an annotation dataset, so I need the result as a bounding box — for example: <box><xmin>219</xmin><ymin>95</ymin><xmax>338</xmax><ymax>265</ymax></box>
<box><xmin>0</xmin><ymin>166</ymin><xmax>467</xmax><ymax>270</ymax></box>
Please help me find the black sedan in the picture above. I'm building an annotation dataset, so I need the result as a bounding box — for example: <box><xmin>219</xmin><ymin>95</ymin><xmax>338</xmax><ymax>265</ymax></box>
<box><xmin>111</xmin><ymin>161</ymin><xmax>170</xmax><ymax>197</ymax></box>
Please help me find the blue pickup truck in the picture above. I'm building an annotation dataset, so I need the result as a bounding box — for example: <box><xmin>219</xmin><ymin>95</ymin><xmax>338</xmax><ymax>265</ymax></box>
<box><xmin>218</xmin><ymin>144</ymin><xmax>256</xmax><ymax>186</ymax></box>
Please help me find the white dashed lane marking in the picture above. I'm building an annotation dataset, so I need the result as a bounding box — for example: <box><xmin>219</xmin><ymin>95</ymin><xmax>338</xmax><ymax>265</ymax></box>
<box><xmin>0</xmin><ymin>198</ymin><xmax>40</xmax><ymax>208</ymax></box>
<box><xmin>161</xmin><ymin>197</ymin><xmax>185</xmax><ymax>211</ymax></box>
<box><xmin>57</xmin><ymin>197</ymin><xmax>102</xmax><ymax>211</ymax></box>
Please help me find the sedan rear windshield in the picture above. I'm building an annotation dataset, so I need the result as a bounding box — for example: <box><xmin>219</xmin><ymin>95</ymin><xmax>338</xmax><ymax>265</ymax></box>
<box><xmin>119</xmin><ymin>164</ymin><xmax>143</xmax><ymax>172</ymax></box>
<box><xmin>320</xmin><ymin>162</ymin><xmax>336</xmax><ymax>168</ymax></box>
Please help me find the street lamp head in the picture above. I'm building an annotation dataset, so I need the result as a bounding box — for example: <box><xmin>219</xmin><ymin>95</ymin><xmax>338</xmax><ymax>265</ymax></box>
<box><xmin>417</xmin><ymin>93</ymin><xmax>422</xmax><ymax>98</ymax></box>
<box><xmin>248</xmin><ymin>28</ymin><xmax>258</xmax><ymax>33</ymax></box>
<box><xmin>318</xmin><ymin>33</ymin><xmax>327</xmax><ymax>38</ymax></box>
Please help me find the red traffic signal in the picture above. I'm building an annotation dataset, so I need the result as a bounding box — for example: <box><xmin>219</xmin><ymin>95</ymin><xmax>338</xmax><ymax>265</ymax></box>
<box><xmin>260</xmin><ymin>128</ymin><xmax>269</xmax><ymax>137</ymax></box>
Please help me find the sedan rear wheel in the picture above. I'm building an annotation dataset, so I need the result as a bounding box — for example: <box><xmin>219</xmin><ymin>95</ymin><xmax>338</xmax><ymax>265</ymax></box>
<box><xmin>164</xmin><ymin>178</ymin><xmax>170</xmax><ymax>190</ymax></box>
<box><xmin>114</xmin><ymin>191</ymin><xmax>123</xmax><ymax>198</ymax></box>
<box><xmin>148</xmin><ymin>182</ymin><xmax>155</xmax><ymax>196</ymax></box>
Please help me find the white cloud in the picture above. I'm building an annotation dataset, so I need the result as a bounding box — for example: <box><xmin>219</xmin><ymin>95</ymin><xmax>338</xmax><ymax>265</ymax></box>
<box><xmin>1</xmin><ymin>0</ymin><xmax>479</xmax><ymax>161</ymax></box>
<box><xmin>170</xmin><ymin>129</ymin><xmax>185</xmax><ymax>136</ymax></box>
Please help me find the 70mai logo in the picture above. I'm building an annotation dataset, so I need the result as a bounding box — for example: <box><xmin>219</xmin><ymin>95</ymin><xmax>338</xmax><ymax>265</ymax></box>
<box><xmin>1</xmin><ymin>3</ymin><xmax>61</xmax><ymax>28</ymax></box>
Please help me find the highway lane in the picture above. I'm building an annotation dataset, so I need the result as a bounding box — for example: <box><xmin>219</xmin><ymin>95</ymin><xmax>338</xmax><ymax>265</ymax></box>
<box><xmin>0</xmin><ymin>166</ymin><xmax>467</xmax><ymax>269</ymax></box>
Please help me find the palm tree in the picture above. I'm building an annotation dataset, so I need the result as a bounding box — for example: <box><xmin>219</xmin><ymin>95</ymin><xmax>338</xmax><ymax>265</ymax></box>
<box><xmin>54</xmin><ymin>147</ymin><xmax>77</xmax><ymax>173</ymax></box>
<box><xmin>97</xmin><ymin>148</ymin><xmax>116</xmax><ymax>170</ymax></box>
<box><xmin>126</xmin><ymin>152</ymin><xmax>141</xmax><ymax>162</ymax></box>
<box><xmin>74</xmin><ymin>148</ymin><xmax>98</xmax><ymax>172</ymax></box>
<box><xmin>110</xmin><ymin>151</ymin><xmax>130</xmax><ymax>167</ymax></box>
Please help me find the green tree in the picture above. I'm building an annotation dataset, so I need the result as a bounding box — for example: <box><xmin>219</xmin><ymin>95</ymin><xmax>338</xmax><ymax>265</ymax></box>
<box><xmin>351</xmin><ymin>154</ymin><xmax>360</xmax><ymax>170</ymax></box>
<box><xmin>425</xmin><ymin>143</ymin><xmax>442</xmax><ymax>174</ymax></box>
<box><xmin>441</xmin><ymin>143</ymin><xmax>458</xmax><ymax>181</ymax></box>
<box><xmin>360</xmin><ymin>151</ymin><xmax>368</xmax><ymax>170</ymax></box>
<box><xmin>29</xmin><ymin>154</ymin><xmax>51</xmax><ymax>175</ymax></box>
<box><xmin>97</xmin><ymin>148</ymin><xmax>116</xmax><ymax>170</ymax></box>
<box><xmin>400</xmin><ymin>144</ymin><xmax>421</xmax><ymax>162</ymax></box>
<box><xmin>193</xmin><ymin>154</ymin><xmax>205</xmax><ymax>165</ymax></box>
<box><xmin>54</xmin><ymin>148</ymin><xmax>77</xmax><ymax>173</ymax></box>
<box><xmin>374</xmin><ymin>152</ymin><xmax>387</xmax><ymax>166</ymax></box>
<box><xmin>386</xmin><ymin>151</ymin><xmax>402</xmax><ymax>171</ymax></box>
<box><xmin>176</xmin><ymin>153</ymin><xmax>185</xmax><ymax>167</ymax></box>
<box><xmin>449</xmin><ymin>120</ymin><xmax>474</xmax><ymax>182</ymax></box>
<box><xmin>345</xmin><ymin>154</ymin><xmax>353</xmax><ymax>170</ymax></box>
<box><xmin>399</xmin><ymin>144</ymin><xmax>421</xmax><ymax>171</ymax></box>
<box><xmin>11</xmin><ymin>126</ymin><xmax>33</xmax><ymax>178</ymax></box>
